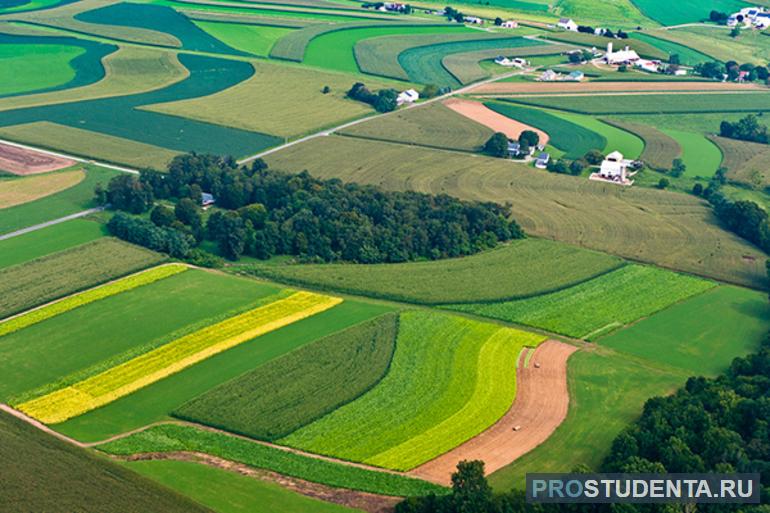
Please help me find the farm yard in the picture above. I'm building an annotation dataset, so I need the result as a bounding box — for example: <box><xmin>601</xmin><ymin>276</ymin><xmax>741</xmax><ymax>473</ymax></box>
<box><xmin>1</xmin><ymin>0</ymin><xmax>770</xmax><ymax>511</ymax></box>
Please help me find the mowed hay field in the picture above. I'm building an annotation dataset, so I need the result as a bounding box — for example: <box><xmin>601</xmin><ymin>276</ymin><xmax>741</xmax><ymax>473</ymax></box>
<box><xmin>0</xmin><ymin>219</ymin><xmax>105</xmax><ymax>269</ymax></box>
<box><xmin>339</xmin><ymin>102</ymin><xmax>493</xmax><ymax>152</ymax></box>
<box><xmin>244</xmin><ymin>238</ymin><xmax>625</xmax><ymax>304</ymax></box>
<box><xmin>265</xmin><ymin>136</ymin><xmax>768</xmax><ymax>288</ymax></box>
<box><xmin>174</xmin><ymin>313</ymin><xmax>398</xmax><ymax>440</ymax></box>
<box><xmin>0</xmin><ymin>238</ymin><xmax>163</xmax><ymax>320</ymax></box>
<box><xmin>448</xmin><ymin>265</ymin><xmax>715</xmax><ymax>340</ymax></box>
<box><xmin>0</xmin><ymin>169</ymin><xmax>84</xmax><ymax>209</ymax></box>
<box><xmin>280</xmin><ymin>311</ymin><xmax>545</xmax><ymax>471</ymax></box>
<box><xmin>712</xmin><ymin>135</ymin><xmax>770</xmax><ymax>188</ymax></box>
<box><xmin>144</xmin><ymin>61</ymin><xmax>395</xmax><ymax>139</ymax></box>
<box><xmin>0</xmin><ymin>412</ymin><xmax>211</xmax><ymax>513</ymax></box>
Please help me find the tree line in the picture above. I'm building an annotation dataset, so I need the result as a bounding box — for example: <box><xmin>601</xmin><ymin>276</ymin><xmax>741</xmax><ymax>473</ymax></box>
<box><xmin>98</xmin><ymin>153</ymin><xmax>524</xmax><ymax>263</ymax></box>
<box><xmin>694</xmin><ymin>61</ymin><xmax>769</xmax><ymax>82</ymax></box>
<box><xmin>720</xmin><ymin>115</ymin><xmax>770</xmax><ymax>144</ymax></box>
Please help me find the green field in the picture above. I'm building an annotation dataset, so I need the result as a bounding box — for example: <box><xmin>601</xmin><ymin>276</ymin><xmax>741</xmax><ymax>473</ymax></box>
<box><xmin>0</xmin><ymin>43</ymin><xmax>84</xmax><ymax>96</ymax></box>
<box><xmin>193</xmin><ymin>20</ymin><xmax>293</xmax><ymax>55</ymax></box>
<box><xmin>603</xmin><ymin>119</ymin><xmax>681</xmax><ymax>170</ymax></box>
<box><xmin>506</xmin><ymin>92</ymin><xmax>770</xmax><ymax>115</ymax></box>
<box><xmin>449</xmin><ymin>265</ymin><xmax>715</xmax><ymax>340</ymax></box>
<box><xmin>0</xmin><ymin>219</ymin><xmax>105</xmax><ymax>269</ymax></box>
<box><xmin>555</xmin><ymin>0</ymin><xmax>651</xmax><ymax>27</ymax></box>
<box><xmin>486</xmin><ymin>102</ymin><xmax>606</xmax><ymax>158</ymax></box>
<box><xmin>629</xmin><ymin>0</ymin><xmax>749</xmax><ymax>25</ymax></box>
<box><xmin>265</xmin><ymin>136</ymin><xmax>768</xmax><ymax>288</ymax></box>
<box><xmin>244</xmin><ymin>238</ymin><xmax>625</xmax><ymax>304</ymax></box>
<box><xmin>442</xmin><ymin>44</ymin><xmax>573</xmax><ymax>85</ymax></box>
<box><xmin>54</xmin><ymin>299</ymin><xmax>390</xmax><ymax>442</ymax></box>
<box><xmin>629</xmin><ymin>32</ymin><xmax>716</xmax><ymax>65</ymax></box>
<box><xmin>549</xmin><ymin>110</ymin><xmax>644</xmax><ymax>158</ymax></box>
<box><xmin>0</xmin><ymin>164</ymin><xmax>118</xmax><ymax>236</ymax></box>
<box><xmin>124</xmin><ymin>460</ymin><xmax>360</xmax><ymax>513</ymax></box>
<box><xmin>0</xmin><ymin>238</ymin><xmax>163</xmax><ymax>321</ymax></box>
<box><xmin>600</xmin><ymin>286</ymin><xmax>768</xmax><ymax>374</ymax></box>
<box><xmin>660</xmin><ymin>128</ymin><xmax>722</xmax><ymax>178</ymax></box>
<box><xmin>281</xmin><ymin>311</ymin><xmax>545</xmax><ymax>471</ymax></box>
<box><xmin>339</xmin><ymin>101</ymin><xmax>493</xmax><ymax>151</ymax></box>
<box><xmin>174</xmin><ymin>313</ymin><xmax>398</xmax><ymax>440</ymax></box>
<box><xmin>0</xmin><ymin>412</ymin><xmax>210</xmax><ymax>512</ymax></box>
<box><xmin>269</xmin><ymin>21</ymin><xmax>396</xmax><ymax>61</ymax></box>
<box><xmin>651</xmin><ymin>25</ymin><xmax>770</xmax><ymax>63</ymax></box>
<box><xmin>98</xmin><ymin>423</ymin><xmax>446</xmax><ymax>497</ymax></box>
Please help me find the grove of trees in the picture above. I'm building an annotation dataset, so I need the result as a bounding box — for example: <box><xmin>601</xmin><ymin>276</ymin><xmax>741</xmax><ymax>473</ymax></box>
<box><xmin>720</xmin><ymin>115</ymin><xmax>770</xmax><ymax>144</ymax></box>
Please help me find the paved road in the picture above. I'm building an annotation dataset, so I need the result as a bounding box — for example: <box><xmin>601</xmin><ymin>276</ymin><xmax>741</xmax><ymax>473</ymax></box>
<box><xmin>0</xmin><ymin>207</ymin><xmax>104</xmax><ymax>241</ymax></box>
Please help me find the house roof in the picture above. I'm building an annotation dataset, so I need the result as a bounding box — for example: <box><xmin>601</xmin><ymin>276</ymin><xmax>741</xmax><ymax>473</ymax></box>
<box><xmin>606</xmin><ymin>150</ymin><xmax>624</xmax><ymax>161</ymax></box>
<box><xmin>559</xmin><ymin>17</ymin><xmax>572</xmax><ymax>23</ymax></box>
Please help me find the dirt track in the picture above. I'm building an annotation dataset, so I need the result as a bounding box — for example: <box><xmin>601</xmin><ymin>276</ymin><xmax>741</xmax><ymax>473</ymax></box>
<box><xmin>469</xmin><ymin>80</ymin><xmax>767</xmax><ymax>95</ymax></box>
<box><xmin>408</xmin><ymin>340</ymin><xmax>578</xmax><ymax>486</ymax></box>
<box><xmin>0</xmin><ymin>142</ymin><xmax>75</xmax><ymax>175</ymax></box>
<box><xmin>444</xmin><ymin>98</ymin><xmax>549</xmax><ymax>145</ymax></box>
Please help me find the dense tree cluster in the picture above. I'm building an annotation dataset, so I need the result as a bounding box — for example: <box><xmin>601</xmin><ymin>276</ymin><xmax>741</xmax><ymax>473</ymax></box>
<box><xmin>710</xmin><ymin>193</ymin><xmax>770</xmax><ymax>253</ymax></box>
<box><xmin>695</xmin><ymin>61</ymin><xmax>769</xmax><ymax>82</ymax></box>
<box><xmin>101</xmin><ymin>154</ymin><xmax>524</xmax><ymax>263</ymax></box>
<box><xmin>721</xmin><ymin>115</ymin><xmax>770</xmax><ymax>144</ymax></box>
<box><xmin>575</xmin><ymin>25</ymin><xmax>628</xmax><ymax>39</ymax></box>
<box><xmin>347</xmin><ymin>82</ymin><xmax>399</xmax><ymax>112</ymax></box>
<box><xmin>710</xmin><ymin>10</ymin><xmax>729</xmax><ymax>24</ymax></box>
<box><xmin>443</xmin><ymin>6</ymin><xmax>465</xmax><ymax>23</ymax></box>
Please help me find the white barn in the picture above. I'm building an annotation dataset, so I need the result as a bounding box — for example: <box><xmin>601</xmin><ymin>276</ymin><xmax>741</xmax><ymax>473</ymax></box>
<box><xmin>557</xmin><ymin>18</ymin><xmax>578</xmax><ymax>31</ymax></box>
<box><xmin>604</xmin><ymin>42</ymin><xmax>640</xmax><ymax>65</ymax></box>
<box><xmin>397</xmin><ymin>89</ymin><xmax>419</xmax><ymax>106</ymax></box>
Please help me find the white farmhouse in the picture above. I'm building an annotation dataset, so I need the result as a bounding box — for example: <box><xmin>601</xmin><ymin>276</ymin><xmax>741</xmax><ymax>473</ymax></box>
<box><xmin>590</xmin><ymin>151</ymin><xmax>635</xmax><ymax>185</ymax></box>
<box><xmin>397</xmin><ymin>89</ymin><xmax>419</xmax><ymax>106</ymax></box>
<box><xmin>634</xmin><ymin>58</ymin><xmax>661</xmax><ymax>73</ymax></box>
<box><xmin>604</xmin><ymin>42</ymin><xmax>640</xmax><ymax>65</ymax></box>
<box><xmin>501</xmin><ymin>20</ymin><xmax>518</xmax><ymax>28</ymax></box>
<box><xmin>495</xmin><ymin>56</ymin><xmax>527</xmax><ymax>68</ymax></box>
<box><xmin>557</xmin><ymin>17</ymin><xmax>578</xmax><ymax>31</ymax></box>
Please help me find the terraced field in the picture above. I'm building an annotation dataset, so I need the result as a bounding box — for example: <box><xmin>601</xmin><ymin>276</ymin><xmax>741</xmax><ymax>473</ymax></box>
<box><xmin>448</xmin><ymin>265</ymin><xmax>715</xmax><ymax>340</ymax></box>
<box><xmin>280</xmin><ymin>311</ymin><xmax>545</xmax><ymax>471</ymax></box>
<box><xmin>603</xmin><ymin>119</ymin><xmax>681</xmax><ymax>170</ymax></box>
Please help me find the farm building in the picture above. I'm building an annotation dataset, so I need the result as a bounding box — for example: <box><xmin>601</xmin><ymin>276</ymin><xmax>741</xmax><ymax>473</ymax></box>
<box><xmin>201</xmin><ymin>192</ymin><xmax>216</xmax><ymax>207</ymax></box>
<box><xmin>464</xmin><ymin>16</ymin><xmax>483</xmax><ymax>24</ymax></box>
<box><xmin>397</xmin><ymin>89</ymin><xmax>419</xmax><ymax>106</ymax></box>
<box><xmin>501</xmin><ymin>20</ymin><xmax>518</xmax><ymax>28</ymax></box>
<box><xmin>508</xmin><ymin>142</ymin><xmax>535</xmax><ymax>157</ymax></box>
<box><xmin>568</xmin><ymin>71</ymin><xmax>584</xmax><ymax>81</ymax></box>
<box><xmin>535</xmin><ymin>152</ymin><xmax>550</xmax><ymax>168</ymax></box>
<box><xmin>539</xmin><ymin>69</ymin><xmax>559</xmax><ymax>81</ymax></box>
<box><xmin>557</xmin><ymin>18</ymin><xmax>578</xmax><ymax>31</ymax></box>
<box><xmin>604</xmin><ymin>42</ymin><xmax>639</xmax><ymax>65</ymax></box>
<box><xmin>728</xmin><ymin>6</ymin><xmax>770</xmax><ymax>28</ymax></box>
<box><xmin>634</xmin><ymin>59</ymin><xmax>661</xmax><ymax>73</ymax></box>
<box><xmin>495</xmin><ymin>56</ymin><xmax>527</xmax><ymax>68</ymax></box>
<box><xmin>590</xmin><ymin>151</ymin><xmax>634</xmax><ymax>186</ymax></box>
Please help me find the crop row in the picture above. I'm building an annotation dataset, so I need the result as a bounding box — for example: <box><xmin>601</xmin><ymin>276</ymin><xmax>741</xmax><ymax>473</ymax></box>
<box><xmin>0</xmin><ymin>262</ymin><xmax>185</xmax><ymax>338</ymax></box>
<box><xmin>17</xmin><ymin>291</ymin><xmax>342</xmax><ymax>424</ymax></box>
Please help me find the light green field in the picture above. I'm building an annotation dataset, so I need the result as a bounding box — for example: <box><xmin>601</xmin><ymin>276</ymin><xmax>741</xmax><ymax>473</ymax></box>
<box><xmin>448</xmin><ymin>265</ymin><xmax>715</xmax><ymax>340</ymax></box>
<box><xmin>193</xmin><ymin>20</ymin><xmax>293</xmax><ymax>56</ymax></box>
<box><xmin>651</xmin><ymin>25</ymin><xmax>770</xmax><ymax>63</ymax></box>
<box><xmin>555</xmin><ymin>0</ymin><xmax>651</xmax><ymax>27</ymax></box>
<box><xmin>603</xmin><ymin>119</ymin><xmax>681</xmax><ymax>170</ymax></box>
<box><xmin>243</xmin><ymin>238</ymin><xmax>625</xmax><ymax>304</ymax></box>
<box><xmin>629</xmin><ymin>0</ymin><xmax>747</xmax><ymax>25</ymax></box>
<box><xmin>280</xmin><ymin>311</ymin><xmax>545</xmax><ymax>471</ymax></box>
<box><xmin>124</xmin><ymin>460</ymin><xmax>360</xmax><ymax>513</ymax></box>
<box><xmin>0</xmin><ymin>219</ymin><xmax>105</xmax><ymax>269</ymax></box>
<box><xmin>0</xmin><ymin>122</ymin><xmax>181</xmax><ymax>169</ymax></box>
<box><xmin>660</xmin><ymin>128</ymin><xmax>722</xmax><ymax>178</ymax></box>
<box><xmin>0</xmin><ymin>43</ymin><xmax>83</xmax><ymax>96</ymax></box>
<box><xmin>600</xmin><ymin>286</ymin><xmax>768</xmax><ymax>375</ymax></box>
<box><xmin>550</xmin><ymin>110</ymin><xmax>644</xmax><ymax>158</ymax></box>
<box><xmin>144</xmin><ymin>61</ymin><xmax>394</xmax><ymax>139</ymax></box>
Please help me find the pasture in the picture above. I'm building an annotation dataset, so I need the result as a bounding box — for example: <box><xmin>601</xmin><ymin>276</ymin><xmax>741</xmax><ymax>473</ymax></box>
<box><xmin>124</xmin><ymin>460</ymin><xmax>360</xmax><ymax>513</ymax></box>
<box><xmin>338</xmin><ymin>102</ymin><xmax>493</xmax><ymax>152</ymax></box>
<box><xmin>448</xmin><ymin>265</ymin><xmax>715</xmax><ymax>340</ymax></box>
<box><xmin>660</xmin><ymin>128</ymin><xmax>722</xmax><ymax>178</ymax></box>
<box><xmin>193</xmin><ymin>20</ymin><xmax>292</xmax><ymax>56</ymax></box>
<box><xmin>175</xmin><ymin>313</ymin><xmax>398</xmax><ymax>440</ymax></box>
<box><xmin>599</xmin><ymin>286</ymin><xmax>769</xmax><ymax>375</ymax></box>
<box><xmin>244</xmin><ymin>238</ymin><xmax>624</xmax><ymax>304</ymax></box>
<box><xmin>99</xmin><ymin>424</ymin><xmax>446</xmax><ymax>497</ymax></box>
<box><xmin>603</xmin><ymin>119</ymin><xmax>681</xmax><ymax>170</ymax></box>
<box><xmin>280</xmin><ymin>311</ymin><xmax>545</xmax><ymax>471</ymax></box>
<box><xmin>485</xmin><ymin>102</ymin><xmax>606</xmax><ymax>158</ymax></box>
<box><xmin>0</xmin><ymin>219</ymin><xmax>105</xmax><ymax>269</ymax></box>
<box><xmin>0</xmin><ymin>412</ymin><xmax>209</xmax><ymax>513</ymax></box>
<box><xmin>0</xmin><ymin>169</ymin><xmax>84</xmax><ymax>209</ymax></box>
<box><xmin>0</xmin><ymin>238</ymin><xmax>163</xmax><ymax>321</ymax></box>
<box><xmin>265</xmin><ymin>136</ymin><xmax>768</xmax><ymax>288</ymax></box>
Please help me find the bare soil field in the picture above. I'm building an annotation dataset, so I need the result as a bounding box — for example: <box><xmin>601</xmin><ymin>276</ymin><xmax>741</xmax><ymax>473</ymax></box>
<box><xmin>0</xmin><ymin>169</ymin><xmax>84</xmax><ymax>209</ymax></box>
<box><xmin>469</xmin><ymin>81</ymin><xmax>766</xmax><ymax>96</ymax></box>
<box><xmin>444</xmin><ymin>99</ymin><xmax>549</xmax><ymax>145</ymax></box>
<box><xmin>408</xmin><ymin>341</ymin><xmax>578</xmax><ymax>486</ymax></box>
<box><xmin>0</xmin><ymin>142</ymin><xmax>75</xmax><ymax>175</ymax></box>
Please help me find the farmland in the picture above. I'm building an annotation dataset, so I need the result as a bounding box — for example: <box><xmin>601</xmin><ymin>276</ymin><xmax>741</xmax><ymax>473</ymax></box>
<box><xmin>629</xmin><ymin>32</ymin><xmax>715</xmax><ymax>65</ymax></box>
<box><xmin>628</xmin><ymin>0</ymin><xmax>748</xmax><ymax>25</ymax></box>
<box><xmin>603</xmin><ymin>119</ymin><xmax>681</xmax><ymax>169</ymax></box>
<box><xmin>243</xmin><ymin>238</ymin><xmax>625</xmax><ymax>304</ymax></box>
<box><xmin>548</xmin><ymin>110</ymin><xmax>644</xmax><ymax>158</ymax></box>
<box><xmin>712</xmin><ymin>135</ymin><xmax>770</xmax><ymax>188</ymax></box>
<box><xmin>174</xmin><ymin>312</ymin><xmax>398</xmax><ymax>440</ymax></box>
<box><xmin>659</xmin><ymin>128</ymin><xmax>722</xmax><ymax>178</ymax></box>
<box><xmin>0</xmin><ymin>219</ymin><xmax>105</xmax><ymax>269</ymax></box>
<box><xmin>280</xmin><ymin>311</ymin><xmax>545</xmax><ymax>471</ymax></box>
<box><xmin>192</xmin><ymin>20</ymin><xmax>292</xmax><ymax>56</ymax></box>
<box><xmin>448</xmin><ymin>265</ymin><xmax>715</xmax><ymax>340</ymax></box>
<box><xmin>0</xmin><ymin>169</ymin><xmax>84</xmax><ymax>209</ymax></box>
<box><xmin>0</xmin><ymin>239</ymin><xmax>164</xmax><ymax>321</ymax></box>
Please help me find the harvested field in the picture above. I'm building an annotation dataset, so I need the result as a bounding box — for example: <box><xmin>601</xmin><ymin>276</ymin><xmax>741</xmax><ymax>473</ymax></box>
<box><xmin>444</xmin><ymin>99</ymin><xmax>549</xmax><ymax>145</ymax></box>
<box><xmin>711</xmin><ymin>135</ymin><xmax>770</xmax><ymax>188</ymax></box>
<box><xmin>409</xmin><ymin>341</ymin><xmax>577</xmax><ymax>486</ymax></box>
<box><xmin>0</xmin><ymin>169</ymin><xmax>84</xmax><ymax>209</ymax></box>
<box><xmin>0</xmin><ymin>142</ymin><xmax>74</xmax><ymax>175</ymax></box>
<box><xmin>470</xmin><ymin>80</ymin><xmax>763</xmax><ymax>95</ymax></box>
<box><xmin>603</xmin><ymin>119</ymin><xmax>681</xmax><ymax>170</ymax></box>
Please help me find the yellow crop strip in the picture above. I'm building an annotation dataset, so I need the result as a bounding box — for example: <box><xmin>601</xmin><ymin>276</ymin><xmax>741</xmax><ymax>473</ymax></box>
<box><xmin>17</xmin><ymin>291</ymin><xmax>342</xmax><ymax>424</ymax></box>
<box><xmin>0</xmin><ymin>264</ymin><xmax>188</xmax><ymax>338</ymax></box>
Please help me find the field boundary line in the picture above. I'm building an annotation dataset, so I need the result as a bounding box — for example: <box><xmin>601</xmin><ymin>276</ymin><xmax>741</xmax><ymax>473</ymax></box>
<box><xmin>0</xmin><ymin>137</ymin><xmax>139</xmax><ymax>174</ymax></box>
<box><xmin>0</xmin><ymin>403</ymin><xmax>87</xmax><ymax>448</ymax></box>
<box><xmin>0</xmin><ymin>207</ymin><xmax>104</xmax><ymax>241</ymax></box>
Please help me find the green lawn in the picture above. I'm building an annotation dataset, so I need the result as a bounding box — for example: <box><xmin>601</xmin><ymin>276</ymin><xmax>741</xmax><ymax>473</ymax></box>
<box><xmin>0</xmin><ymin>218</ymin><xmax>105</xmax><ymax>269</ymax></box>
<box><xmin>0</xmin><ymin>43</ymin><xmax>83</xmax><ymax>97</ymax></box>
<box><xmin>193</xmin><ymin>20</ymin><xmax>293</xmax><ymax>56</ymax></box>
<box><xmin>448</xmin><ymin>265</ymin><xmax>716</xmax><ymax>340</ymax></box>
<box><xmin>660</xmin><ymin>128</ymin><xmax>723</xmax><ymax>178</ymax></box>
<box><xmin>599</xmin><ymin>286</ymin><xmax>769</xmax><ymax>375</ymax></box>
<box><xmin>123</xmin><ymin>460</ymin><xmax>360</xmax><ymax>513</ymax></box>
<box><xmin>55</xmin><ymin>299</ymin><xmax>390</xmax><ymax>442</ymax></box>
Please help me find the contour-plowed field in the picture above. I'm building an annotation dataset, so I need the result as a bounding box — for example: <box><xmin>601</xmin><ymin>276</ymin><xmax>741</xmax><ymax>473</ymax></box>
<box><xmin>444</xmin><ymin>99</ymin><xmax>549</xmax><ymax>145</ymax></box>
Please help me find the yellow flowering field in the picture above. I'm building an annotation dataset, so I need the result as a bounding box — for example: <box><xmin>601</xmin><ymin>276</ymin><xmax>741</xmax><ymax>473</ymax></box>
<box><xmin>0</xmin><ymin>264</ymin><xmax>188</xmax><ymax>338</ymax></box>
<box><xmin>17</xmin><ymin>291</ymin><xmax>342</xmax><ymax>424</ymax></box>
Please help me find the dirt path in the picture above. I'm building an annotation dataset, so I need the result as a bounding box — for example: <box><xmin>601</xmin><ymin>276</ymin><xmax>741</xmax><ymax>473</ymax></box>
<box><xmin>444</xmin><ymin>98</ymin><xmax>549</xmax><ymax>145</ymax></box>
<box><xmin>0</xmin><ymin>403</ymin><xmax>88</xmax><ymax>447</ymax></box>
<box><xmin>469</xmin><ymin>81</ymin><xmax>767</xmax><ymax>95</ymax></box>
<box><xmin>0</xmin><ymin>142</ymin><xmax>75</xmax><ymax>175</ymax></box>
<box><xmin>407</xmin><ymin>340</ymin><xmax>578</xmax><ymax>486</ymax></box>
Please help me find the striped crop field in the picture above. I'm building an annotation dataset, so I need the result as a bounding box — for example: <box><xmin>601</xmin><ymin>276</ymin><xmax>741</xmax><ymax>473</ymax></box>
<box><xmin>0</xmin><ymin>264</ymin><xmax>187</xmax><ymax>337</ymax></box>
<box><xmin>16</xmin><ymin>291</ymin><xmax>342</xmax><ymax>424</ymax></box>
